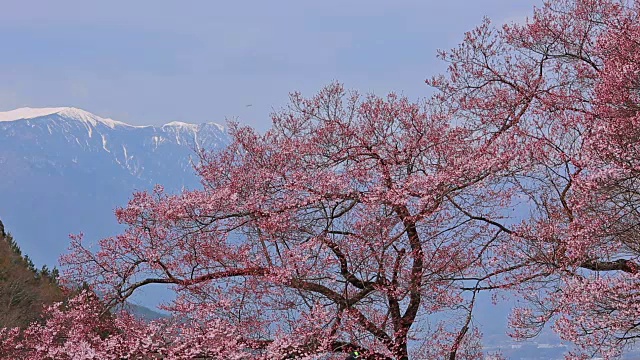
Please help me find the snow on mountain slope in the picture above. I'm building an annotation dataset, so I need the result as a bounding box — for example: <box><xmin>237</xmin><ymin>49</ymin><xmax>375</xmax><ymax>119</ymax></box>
<box><xmin>0</xmin><ymin>107</ymin><xmax>68</xmax><ymax>121</ymax></box>
<box><xmin>0</xmin><ymin>107</ymin><xmax>230</xmax><ymax>272</ymax></box>
<box><xmin>0</xmin><ymin>107</ymin><xmax>137</xmax><ymax>129</ymax></box>
<box><xmin>0</xmin><ymin>107</ymin><xmax>228</xmax><ymax>180</ymax></box>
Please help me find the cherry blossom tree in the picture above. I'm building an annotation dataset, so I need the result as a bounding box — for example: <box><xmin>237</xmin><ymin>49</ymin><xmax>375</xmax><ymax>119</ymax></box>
<box><xmin>0</xmin><ymin>290</ymin><xmax>268</xmax><ymax>359</ymax></box>
<box><xmin>428</xmin><ymin>0</ymin><xmax>640</xmax><ymax>358</ymax></box>
<box><xmin>44</xmin><ymin>83</ymin><xmax>521</xmax><ymax>360</ymax></box>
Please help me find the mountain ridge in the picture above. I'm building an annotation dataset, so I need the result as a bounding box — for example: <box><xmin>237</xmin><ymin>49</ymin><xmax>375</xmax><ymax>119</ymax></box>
<box><xmin>0</xmin><ymin>107</ymin><xmax>228</xmax><ymax>182</ymax></box>
<box><xmin>0</xmin><ymin>107</ymin><xmax>229</xmax><ymax>276</ymax></box>
<box><xmin>0</xmin><ymin>106</ymin><xmax>225</xmax><ymax>131</ymax></box>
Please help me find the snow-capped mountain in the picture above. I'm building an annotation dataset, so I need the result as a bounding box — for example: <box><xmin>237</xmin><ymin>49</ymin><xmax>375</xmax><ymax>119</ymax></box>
<box><xmin>0</xmin><ymin>107</ymin><xmax>227</xmax><ymax>183</ymax></box>
<box><xmin>0</xmin><ymin>107</ymin><xmax>229</xmax><ymax>272</ymax></box>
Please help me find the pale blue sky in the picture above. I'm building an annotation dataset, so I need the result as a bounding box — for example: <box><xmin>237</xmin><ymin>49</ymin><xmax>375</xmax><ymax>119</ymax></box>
<box><xmin>0</xmin><ymin>0</ymin><xmax>540</xmax><ymax>131</ymax></box>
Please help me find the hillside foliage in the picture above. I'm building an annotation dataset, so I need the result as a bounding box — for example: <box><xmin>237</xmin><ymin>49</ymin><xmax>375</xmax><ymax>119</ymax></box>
<box><xmin>0</xmin><ymin>220</ymin><xmax>64</xmax><ymax>329</ymax></box>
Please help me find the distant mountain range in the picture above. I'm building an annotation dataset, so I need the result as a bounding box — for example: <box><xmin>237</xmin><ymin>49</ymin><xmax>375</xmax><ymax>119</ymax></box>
<box><xmin>0</xmin><ymin>107</ymin><xmax>229</xmax><ymax>272</ymax></box>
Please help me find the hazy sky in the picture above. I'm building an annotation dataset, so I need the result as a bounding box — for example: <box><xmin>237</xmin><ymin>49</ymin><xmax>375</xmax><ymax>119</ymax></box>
<box><xmin>0</xmin><ymin>0</ymin><xmax>541</xmax><ymax>131</ymax></box>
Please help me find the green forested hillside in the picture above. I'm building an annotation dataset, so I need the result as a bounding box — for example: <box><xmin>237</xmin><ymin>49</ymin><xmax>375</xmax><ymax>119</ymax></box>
<box><xmin>0</xmin><ymin>219</ymin><xmax>65</xmax><ymax>328</ymax></box>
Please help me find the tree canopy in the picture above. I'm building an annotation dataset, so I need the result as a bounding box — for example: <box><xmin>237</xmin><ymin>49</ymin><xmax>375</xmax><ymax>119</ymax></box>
<box><xmin>3</xmin><ymin>0</ymin><xmax>640</xmax><ymax>359</ymax></box>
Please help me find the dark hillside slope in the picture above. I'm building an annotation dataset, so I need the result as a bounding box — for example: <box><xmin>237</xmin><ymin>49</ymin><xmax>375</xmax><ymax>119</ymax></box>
<box><xmin>0</xmin><ymin>219</ymin><xmax>64</xmax><ymax>328</ymax></box>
